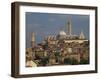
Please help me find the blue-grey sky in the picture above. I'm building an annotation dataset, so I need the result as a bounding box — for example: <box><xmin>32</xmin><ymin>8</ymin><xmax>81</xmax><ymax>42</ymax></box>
<box><xmin>26</xmin><ymin>12</ymin><xmax>89</xmax><ymax>48</ymax></box>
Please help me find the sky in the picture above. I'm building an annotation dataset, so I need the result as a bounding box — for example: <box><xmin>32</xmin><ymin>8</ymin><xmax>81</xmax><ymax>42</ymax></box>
<box><xmin>26</xmin><ymin>12</ymin><xmax>89</xmax><ymax>48</ymax></box>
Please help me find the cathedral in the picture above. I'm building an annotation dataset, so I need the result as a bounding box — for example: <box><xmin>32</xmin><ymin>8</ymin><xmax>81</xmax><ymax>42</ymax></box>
<box><xmin>44</xmin><ymin>20</ymin><xmax>88</xmax><ymax>44</ymax></box>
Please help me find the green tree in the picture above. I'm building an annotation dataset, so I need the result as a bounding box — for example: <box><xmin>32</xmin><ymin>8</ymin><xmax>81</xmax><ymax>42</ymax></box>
<box><xmin>80</xmin><ymin>58</ymin><xmax>89</xmax><ymax>64</ymax></box>
<box><xmin>71</xmin><ymin>58</ymin><xmax>79</xmax><ymax>65</ymax></box>
<box><xmin>64</xmin><ymin>58</ymin><xmax>72</xmax><ymax>64</ymax></box>
<box><xmin>64</xmin><ymin>58</ymin><xmax>79</xmax><ymax>65</ymax></box>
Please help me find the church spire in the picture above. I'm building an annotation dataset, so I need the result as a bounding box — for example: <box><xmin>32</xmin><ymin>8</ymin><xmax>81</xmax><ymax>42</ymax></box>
<box><xmin>79</xmin><ymin>31</ymin><xmax>85</xmax><ymax>39</ymax></box>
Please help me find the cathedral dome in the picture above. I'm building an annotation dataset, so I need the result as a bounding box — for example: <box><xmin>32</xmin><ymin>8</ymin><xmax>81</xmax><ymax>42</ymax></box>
<box><xmin>59</xmin><ymin>31</ymin><xmax>66</xmax><ymax>36</ymax></box>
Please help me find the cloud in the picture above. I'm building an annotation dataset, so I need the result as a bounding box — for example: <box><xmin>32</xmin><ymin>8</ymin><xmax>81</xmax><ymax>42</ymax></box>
<box><xmin>49</xmin><ymin>17</ymin><xmax>56</xmax><ymax>22</ymax></box>
<box><xmin>26</xmin><ymin>12</ymin><xmax>33</xmax><ymax>16</ymax></box>
<box><xmin>33</xmin><ymin>23</ymin><xmax>41</xmax><ymax>27</ymax></box>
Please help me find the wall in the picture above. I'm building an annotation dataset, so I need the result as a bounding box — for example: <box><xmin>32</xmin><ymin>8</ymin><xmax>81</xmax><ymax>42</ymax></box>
<box><xmin>0</xmin><ymin>0</ymin><xmax>100</xmax><ymax>80</ymax></box>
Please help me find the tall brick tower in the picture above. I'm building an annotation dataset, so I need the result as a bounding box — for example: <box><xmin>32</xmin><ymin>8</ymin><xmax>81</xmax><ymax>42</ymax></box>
<box><xmin>31</xmin><ymin>32</ymin><xmax>35</xmax><ymax>48</ymax></box>
<box><xmin>67</xmin><ymin>20</ymin><xmax>72</xmax><ymax>35</ymax></box>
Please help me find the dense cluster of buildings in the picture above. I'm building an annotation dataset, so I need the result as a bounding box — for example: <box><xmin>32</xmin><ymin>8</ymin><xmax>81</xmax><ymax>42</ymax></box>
<box><xmin>26</xmin><ymin>20</ymin><xmax>89</xmax><ymax>67</ymax></box>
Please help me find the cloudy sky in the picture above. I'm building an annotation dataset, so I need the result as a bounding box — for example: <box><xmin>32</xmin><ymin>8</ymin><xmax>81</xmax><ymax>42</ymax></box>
<box><xmin>26</xmin><ymin>12</ymin><xmax>89</xmax><ymax>48</ymax></box>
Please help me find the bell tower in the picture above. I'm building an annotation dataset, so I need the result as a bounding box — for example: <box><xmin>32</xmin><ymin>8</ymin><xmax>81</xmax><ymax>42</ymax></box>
<box><xmin>67</xmin><ymin>20</ymin><xmax>72</xmax><ymax>35</ymax></box>
<box><xmin>31</xmin><ymin>32</ymin><xmax>35</xmax><ymax>48</ymax></box>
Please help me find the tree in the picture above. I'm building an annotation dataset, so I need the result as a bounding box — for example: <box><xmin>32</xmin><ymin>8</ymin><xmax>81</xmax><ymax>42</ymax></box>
<box><xmin>71</xmin><ymin>58</ymin><xmax>79</xmax><ymax>65</ymax></box>
<box><xmin>80</xmin><ymin>58</ymin><xmax>89</xmax><ymax>64</ymax></box>
<box><xmin>64</xmin><ymin>58</ymin><xmax>72</xmax><ymax>64</ymax></box>
<box><xmin>64</xmin><ymin>58</ymin><xmax>79</xmax><ymax>65</ymax></box>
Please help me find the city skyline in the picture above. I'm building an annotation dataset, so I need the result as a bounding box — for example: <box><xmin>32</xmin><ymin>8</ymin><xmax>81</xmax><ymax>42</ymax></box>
<box><xmin>26</xmin><ymin>12</ymin><xmax>89</xmax><ymax>48</ymax></box>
